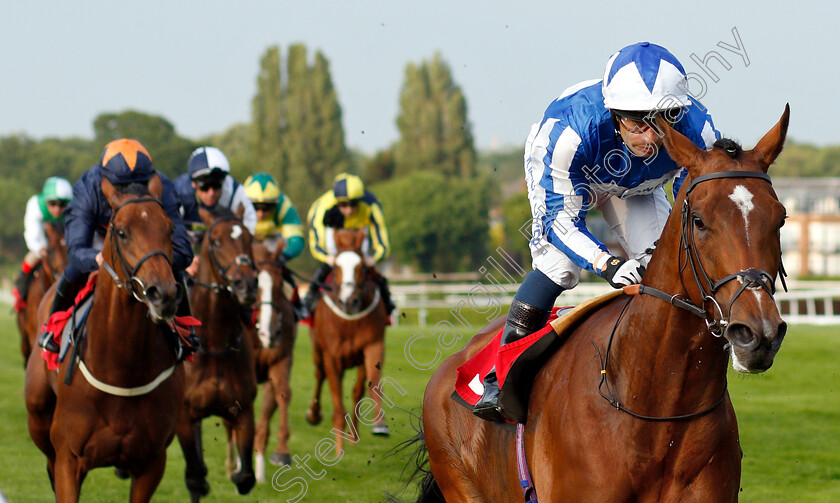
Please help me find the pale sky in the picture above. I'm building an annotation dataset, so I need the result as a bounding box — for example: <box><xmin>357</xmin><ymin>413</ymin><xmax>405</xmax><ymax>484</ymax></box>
<box><xmin>1</xmin><ymin>1</ymin><xmax>835</xmax><ymax>155</ymax></box>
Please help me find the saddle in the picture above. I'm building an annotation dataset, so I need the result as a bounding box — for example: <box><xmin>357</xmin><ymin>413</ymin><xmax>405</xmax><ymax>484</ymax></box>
<box><xmin>453</xmin><ymin>289</ymin><xmax>624</xmax><ymax>424</ymax></box>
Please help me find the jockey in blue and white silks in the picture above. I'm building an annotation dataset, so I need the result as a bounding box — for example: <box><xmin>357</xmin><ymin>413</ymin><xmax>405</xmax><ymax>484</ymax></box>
<box><xmin>474</xmin><ymin>42</ymin><xmax>722</xmax><ymax>424</ymax></box>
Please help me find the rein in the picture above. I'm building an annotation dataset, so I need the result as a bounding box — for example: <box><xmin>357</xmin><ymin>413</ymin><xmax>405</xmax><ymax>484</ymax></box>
<box><xmin>323</xmin><ymin>288</ymin><xmax>381</xmax><ymax>320</ymax></box>
<box><xmin>190</xmin><ymin>215</ymin><xmax>256</xmax><ymax>294</ymax></box>
<box><xmin>100</xmin><ymin>197</ymin><xmax>177</xmax><ymax>303</ymax></box>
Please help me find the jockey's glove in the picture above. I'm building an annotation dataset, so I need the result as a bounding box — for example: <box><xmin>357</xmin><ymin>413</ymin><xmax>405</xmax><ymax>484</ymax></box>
<box><xmin>601</xmin><ymin>256</ymin><xmax>646</xmax><ymax>289</ymax></box>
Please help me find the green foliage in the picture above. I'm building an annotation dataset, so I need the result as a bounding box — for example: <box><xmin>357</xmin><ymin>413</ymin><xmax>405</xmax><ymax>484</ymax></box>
<box><xmin>250</xmin><ymin>46</ymin><xmax>285</xmax><ymax>184</ymax></box>
<box><xmin>772</xmin><ymin>140</ymin><xmax>840</xmax><ymax>177</ymax></box>
<box><xmin>92</xmin><ymin>110</ymin><xmax>196</xmax><ymax>179</ymax></box>
<box><xmin>0</xmin><ymin>177</ymin><xmax>35</xmax><ymax>260</ymax></box>
<box><xmin>202</xmin><ymin>122</ymin><xmax>254</xmax><ymax>183</ymax></box>
<box><xmin>374</xmin><ymin>171</ymin><xmax>492</xmax><ymax>272</ymax></box>
<box><xmin>394</xmin><ymin>53</ymin><xmax>476</xmax><ymax>178</ymax></box>
<box><xmin>501</xmin><ymin>189</ymin><xmax>532</xmax><ymax>266</ymax></box>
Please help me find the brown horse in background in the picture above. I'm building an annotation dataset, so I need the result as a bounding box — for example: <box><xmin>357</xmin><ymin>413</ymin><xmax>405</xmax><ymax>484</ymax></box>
<box><xmin>25</xmin><ymin>174</ymin><xmax>185</xmax><ymax>503</ymax></box>
<box><xmin>419</xmin><ymin>106</ymin><xmax>791</xmax><ymax>502</ymax></box>
<box><xmin>176</xmin><ymin>206</ymin><xmax>259</xmax><ymax>501</ymax></box>
<box><xmin>306</xmin><ymin>228</ymin><xmax>391</xmax><ymax>452</ymax></box>
<box><xmin>17</xmin><ymin>221</ymin><xmax>68</xmax><ymax>365</ymax></box>
<box><xmin>251</xmin><ymin>240</ymin><xmax>297</xmax><ymax>481</ymax></box>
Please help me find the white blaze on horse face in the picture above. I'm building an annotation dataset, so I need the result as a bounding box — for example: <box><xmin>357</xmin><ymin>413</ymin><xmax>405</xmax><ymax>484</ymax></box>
<box><xmin>258</xmin><ymin>270</ymin><xmax>273</xmax><ymax>348</ymax></box>
<box><xmin>231</xmin><ymin>225</ymin><xmax>243</xmax><ymax>240</ymax></box>
<box><xmin>336</xmin><ymin>251</ymin><xmax>362</xmax><ymax>304</ymax></box>
<box><xmin>141</xmin><ymin>210</ymin><xmax>149</xmax><ymax>219</ymax></box>
<box><xmin>728</xmin><ymin>185</ymin><xmax>755</xmax><ymax>242</ymax></box>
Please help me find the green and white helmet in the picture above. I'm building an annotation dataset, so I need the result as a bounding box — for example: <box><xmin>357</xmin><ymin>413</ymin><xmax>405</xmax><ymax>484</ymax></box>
<box><xmin>42</xmin><ymin>177</ymin><xmax>73</xmax><ymax>202</ymax></box>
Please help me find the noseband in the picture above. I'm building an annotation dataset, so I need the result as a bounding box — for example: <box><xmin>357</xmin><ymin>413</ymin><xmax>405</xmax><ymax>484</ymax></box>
<box><xmin>101</xmin><ymin>197</ymin><xmax>176</xmax><ymax>303</ymax></box>
<box><xmin>192</xmin><ymin>215</ymin><xmax>256</xmax><ymax>295</ymax></box>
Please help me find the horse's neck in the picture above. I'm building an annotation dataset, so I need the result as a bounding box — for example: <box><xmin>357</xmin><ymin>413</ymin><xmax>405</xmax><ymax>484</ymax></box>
<box><xmin>610</xmin><ymin>218</ymin><xmax>729</xmax><ymax>414</ymax></box>
<box><xmin>193</xmin><ymin>256</ymin><xmax>243</xmax><ymax>339</ymax></box>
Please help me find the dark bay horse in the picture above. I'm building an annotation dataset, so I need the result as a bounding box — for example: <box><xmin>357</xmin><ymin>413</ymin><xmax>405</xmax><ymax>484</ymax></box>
<box><xmin>177</xmin><ymin>206</ymin><xmax>259</xmax><ymax>501</ymax></box>
<box><xmin>306</xmin><ymin>228</ymin><xmax>391</xmax><ymax>452</ymax></box>
<box><xmin>251</xmin><ymin>240</ymin><xmax>297</xmax><ymax>481</ymax></box>
<box><xmin>420</xmin><ymin>106</ymin><xmax>791</xmax><ymax>502</ymax></box>
<box><xmin>25</xmin><ymin>174</ymin><xmax>185</xmax><ymax>503</ymax></box>
<box><xmin>17</xmin><ymin>221</ymin><xmax>68</xmax><ymax>364</ymax></box>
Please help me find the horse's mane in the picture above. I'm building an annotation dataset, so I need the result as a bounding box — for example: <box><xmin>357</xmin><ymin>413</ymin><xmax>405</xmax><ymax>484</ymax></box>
<box><xmin>204</xmin><ymin>204</ymin><xmax>236</xmax><ymax>219</ymax></box>
<box><xmin>113</xmin><ymin>182</ymin><xmax>152</xmax><ymax>197</ymax></box>
<box><xmin>713</xmin><ymin>138</ymin><xmax>742</xmax><ymax>159</ymax></box>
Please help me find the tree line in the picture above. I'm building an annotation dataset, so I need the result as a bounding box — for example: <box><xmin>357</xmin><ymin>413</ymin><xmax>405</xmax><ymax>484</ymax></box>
<box><xmin>0</xmin><ymin>44</ymin><xmax>835</xmax><ymax>275</ymax></box>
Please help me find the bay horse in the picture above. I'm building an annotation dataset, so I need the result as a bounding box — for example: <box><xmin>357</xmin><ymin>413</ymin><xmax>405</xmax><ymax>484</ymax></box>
<box><xmin>176</xmin><ymin>205</ymin><xmax>259</xmax><ymax>501</ymax></box>
<box><xmin>419</xmin><ymin>106</ymin><xmax>791</xmax><ymax>502</ymax></box>
<box><xmin>17</xmin><ymin>221</ymin><xmax>68</xmax><ymax>365</ymax></box>
<box><xmin>251</xmin><ymin>240</ymin><xmax>297</xmax><ymax>481</ymax></box>
<box><xmin>24</xmin><ymin>174</ymin><xmax>185</xmax><ymax>503</ymax></box>
<box><xmin>306</xmin><ymin>228</ymin><xmax>391</xmax><ymax>452</ymax></box>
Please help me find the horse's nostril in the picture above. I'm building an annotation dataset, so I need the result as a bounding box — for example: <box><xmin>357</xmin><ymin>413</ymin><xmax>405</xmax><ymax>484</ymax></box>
<box><xmin>771</xmin><ymin>321</ymin><xmax>787</xmax><ymax>352</ymax></box>
<box><xmin>725</xmin><ymin>323</ymin><xmax>758</xmax><ymax>349</ymax></box>
<box><xmin>145</xmin><ymin>286</ymin><xmax>161</xmax><ymax>302</ymax></box>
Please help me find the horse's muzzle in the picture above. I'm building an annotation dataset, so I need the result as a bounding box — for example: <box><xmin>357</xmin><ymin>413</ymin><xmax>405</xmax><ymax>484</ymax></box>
<box><xmin>144</xmin><ymin>282</ymin><xmax>181</xmax><ymax>322</ymax></box>
<box><xmin>232</xmin><ymin>276</ymin><xmax>259</xmax><ymax>306</ymax></box>
<box><xmin>725</xmin><ymin>319</ymin><xmax>787</xmax><ymax>373</ymax></box>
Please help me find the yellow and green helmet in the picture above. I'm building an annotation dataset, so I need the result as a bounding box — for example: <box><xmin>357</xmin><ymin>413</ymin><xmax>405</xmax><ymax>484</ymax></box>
<box><xmin>333</xmin><ymin>173</ymin><xmax>364</xmax><ymax>202</ymax></box>
<box><xmin>244</xmin><ymin>173</ymin><xmax>281</xmax><ymax>204</ymax></box>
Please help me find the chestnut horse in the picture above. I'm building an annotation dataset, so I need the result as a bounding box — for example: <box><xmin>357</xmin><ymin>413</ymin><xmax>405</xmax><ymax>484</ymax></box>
<box><xmin>419</xmin><ymin>106</ymin><xmax>791</xmax><ymax>502</ymax></box>
<box><xmin>25</xmin><ymin>174</ymin><xmax>185</xmax><ymax>503</ymax></box>
<box><xmin>17</xmin><ymin>221</ymin><xmax>68</xmax><ymax>365</ymax></box>
<box><xmin>251</xmin><ymin>240</ymin><xmax>297</xmax><ymax>481</ymax></box>
<box><xmin>176</xmin><ymin>206</ymin><xmax>259</xmax><ymax>501</ymax></box>
<box><xmin>306</xmin><ymin>228</ymin><xmax>391</xmax><ymax>452</ymax></box>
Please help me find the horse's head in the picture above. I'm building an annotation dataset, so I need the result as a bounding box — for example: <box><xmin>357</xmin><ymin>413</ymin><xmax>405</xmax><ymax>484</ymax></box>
<box><xmin>659</xmin><ymin>105</ymin><xmax>790</xmax><ymax>373</ymax></box>
<box><xmin>253</xmin><ymin>240</ymin><xmax>291</xmax><ymax>347</ymax></box>
<box><xmin>199</xmin><ymin>205</ymin><xmax>258</xmax><ymax>306</ymax></box>
<box><xmin>101</xmin><ymin>174</ymin><xmax>182</xmax><ymax>322</ymax></box>
<box><xmin>331</xmin><ymin>228</ymin><xmax>369</xmax><ymax>314</ymax></box>
<box><xmin>43</xmin><ymin>221</ymin><xmax>68</xmax><ymax>281</ymax></box>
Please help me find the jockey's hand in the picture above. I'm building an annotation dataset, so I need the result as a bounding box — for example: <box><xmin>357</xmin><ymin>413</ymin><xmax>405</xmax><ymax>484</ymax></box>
<box><xmin>186</xmin><ymin>256</ymin><xmax>199</xmax><ymax>277</ymax></box>
<box><xmin>326</xmin><ymin>255</ymin><xmax>336</xmax><ymax>267</ymax></box>
<box><xmin>95</xmin><ymin>252</ymin><xmax>103</xmax><ymax>267</ymax></box>
<box><xmin>601</xmin><ymin>256</ymin><xmax>646</xmax><ymax>289</ymax></box>
<box><xmin>364</xmin><ymin>256</ymin><xmax>377</xmax><ymax>268</ymax></box>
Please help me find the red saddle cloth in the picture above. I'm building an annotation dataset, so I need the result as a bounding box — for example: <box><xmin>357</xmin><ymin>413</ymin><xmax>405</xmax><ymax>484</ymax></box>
<box><xmin>41</xmin><ymin>273</ymin><xmax>99</xmax><ymax>371</ymax></box>
<box><xmin>453</xmin><ymin>306</ymin><xmax>571</xmax><ymax>414</ymax></box>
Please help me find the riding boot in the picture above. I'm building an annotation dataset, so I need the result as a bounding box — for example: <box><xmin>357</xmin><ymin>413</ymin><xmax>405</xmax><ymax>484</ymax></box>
<box><xmin>300</xmin><ymin>263</ymin><xmax>333</xmax><ymax>318</ymax></box>
<box><xmin>473</xmin><ymin>298</ymin><xmax>551</xmax><ymax>422</ymax></box>
<box><xmin>14</xmin><ymin>267</ymin><xmax>36</xmax><ymax>303</ymax></box>
<box><xmin>371</xmin><ymin>272</ymin><xmax>396</xmax><ymax>314</ymax></box>
<box><xmin>38</xmin><ymin>272</ymin><xmax>78</xmax><ymax>353</ymax></box>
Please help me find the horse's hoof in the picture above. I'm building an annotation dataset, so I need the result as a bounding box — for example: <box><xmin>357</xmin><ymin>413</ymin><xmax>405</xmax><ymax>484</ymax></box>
<box><xmin>231</xmin><ymin>469</ymin><xmax>256</xmax><ymax>495</ymax></box>
<box><xmin>186</xmin><ymin>477</ymin><xmax>210</xmax><ymax>497</ymax></box>
<box><xmin>306</xmin><ymin>408</ymin><xmax>322</xmax><ymax>425</ymax></box>
<box><xmin>270</xmin><ymin>452</ymin><xmax>292</xmax><ymax>466</ymax></box>
<box><xmin>114</xmin><ymin>467</ymin><xmax>130</xmax><ymax>479</ymax></box>
<box><xmin>372</xmin><ymin>424</ymin><xmax>391</xmax><ymax>436</ymax></box>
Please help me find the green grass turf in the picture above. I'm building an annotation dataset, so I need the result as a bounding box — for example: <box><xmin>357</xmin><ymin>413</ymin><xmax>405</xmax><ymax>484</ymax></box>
<box><xmin>0</xmin><ymin>308</ymin><xmax>837</xmax><ymax>502</ymax></box>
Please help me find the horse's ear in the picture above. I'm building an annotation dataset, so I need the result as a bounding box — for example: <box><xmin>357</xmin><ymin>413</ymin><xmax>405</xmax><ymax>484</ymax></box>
<box><xmin>198</xmin><ymin>206</ymin><xmax>214</xmax><ymax>227</ymax></box>
<box><xmin>148</xmin><ymin>173</ymin><xmax>163</xmax><ymax>200</ymax></box>
<box><xmin>656</xmin><ymin>115</ymin><xmax>707</xmax><ymax>174</ymax></box>
<box><xmin>750</xmin><ymin>103</ymin><xmax>790</xmax><ymax>173</ymax></box>
<box><xmin>355</xmin><ymin>229</ymin><xmax>366</xmax><ymax>250</ymax></box>
<box><xmin>100</xmin><ymin>176</ymin><xmax>120</xmax><ymax>207</ymax></box>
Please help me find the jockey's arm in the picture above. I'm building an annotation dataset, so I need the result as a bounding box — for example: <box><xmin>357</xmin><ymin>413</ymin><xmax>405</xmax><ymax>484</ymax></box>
<box><xmin>231</xmin><ymin>183</ymin><xmax>257</xmax><ymax>235</ymax></box>
<box><xmin>278</xmin><ymin>197</ymin><xmax>305</xmax><ymax>261</ymax></box>
<box><xmin>64</xmin><ymin>182</ymin><xmax>102</xmax><ymax>273</ymax></box>
<box><xmin>307</xmin><ymin>196</ymin><xmax>332</xmax><ymax>263</ymax></box>
<box><xmin>23</xmin><ymin>195</ymin><xmax>47</xmax><ymax>253</ymax></box>
<box><xmin>367</xmin><ymin>201</ymin><xmax>390</xmax><ymax>263</ymax></box>
<box><xmin>159</xmin><ymin>175</ymin><xmax>194</xmax><ymax>275</ymax></box>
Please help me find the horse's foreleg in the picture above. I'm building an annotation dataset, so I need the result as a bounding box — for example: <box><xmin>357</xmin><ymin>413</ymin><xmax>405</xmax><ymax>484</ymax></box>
<box><xmin>351</xmin><ymin>365</ymin><xmax>366</xmax><ymax>433</ymax></box>
<box><xmin>269</xmin><ymin>355</ymin><xmax>293</xmax><ymax>468</ymax></box>
<box><xmin>254</xmin><ymin>380</ymin><xmax>277</xmax><ymax>483</ymax></box>
<box><xmin>230</xmin><ymin>407</ymin><xmax>257</xmax><ymax>495</ymax></box>
<box><xmin>223</xmin><ymin>419</ymin><xmax>237</xmax><ymax>478</ymax></box>
<box><xmin>306</xmin><ymin>345</ymin><xmax>325</xmax><ymax>425</ymax></box>
<box><xmin>323</xmin><ymin>357</ymin><xmax>348</xmax><ymax>453</ymax></box>
<box><xmin>52</xmin><ymin>447</ymin><xmax>83</xmax><ymax>503</ymax></box>
<box><xmin>128</xmin><ymin>451</ymin><xmax>166</xmax><ymax>503</ymax></box>
<box><xmin>363</xmin><ymin>339</ymin><xmax>390</xmax><ymax>435</ymax></box>
<box><xmin>175</xmin><ymin>414</ymin><xmax>209</xmax><ymax>500</ymax></box>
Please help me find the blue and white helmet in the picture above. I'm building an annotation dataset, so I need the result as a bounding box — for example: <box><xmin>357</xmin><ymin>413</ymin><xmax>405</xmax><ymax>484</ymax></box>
<box><xmin>188</xmin><ymin>146</ymin><xmax>231</xmax><ymax>180</ymax></box>
<box><xmin>602</xmin><ymin>42</ymin><xmax>691</xmax><ymax>112</ymax></box>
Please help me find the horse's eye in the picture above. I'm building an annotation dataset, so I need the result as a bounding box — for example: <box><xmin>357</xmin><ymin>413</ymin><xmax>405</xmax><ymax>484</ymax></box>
<box><xmin>116</xmin><ymin>228</ymin><xmax>128</xmax><ymax>239</ymax></box>
<box><xmin>780</xmin><ymin>214</ymin><xmax>788</xmax><ymax>228</ymax></box>
<box><xmin>211</xmin><ymin>238</ymin><xmax>222</xmax><ymax>247</ymax></box>
<box><xmin>692</xmin><ymin>215</ymin><xmax>706</xmax><ymax>231</ymax></box>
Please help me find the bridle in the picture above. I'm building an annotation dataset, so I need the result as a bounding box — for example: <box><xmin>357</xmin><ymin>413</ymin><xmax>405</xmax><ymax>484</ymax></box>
<box><xmin>634</xmin><ymin>170</ymin><xmax>786</xmax><ymax>336</ymax></box>
<box><xmin>599</xmin><ymin>170</ymin><xmax>786</xmax><ymax>421</ymax></box>
<box><xmin>189</xmin><ymin>215</ymin><xmax>256</xmax><ymax>295</ymax></box>
<box><xmin>100</xmin><ymin>197</ymin><xmax>179</xmax><ymax>303</ymax></box>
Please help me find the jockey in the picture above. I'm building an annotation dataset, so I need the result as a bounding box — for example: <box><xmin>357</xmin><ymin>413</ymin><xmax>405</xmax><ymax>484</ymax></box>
<box><xmin>301</xmin><ymin>173</ymin><xmax>395</xmax><ymax>317</ymax></box>
<box><xmin>473</xmin><ymin>42</ymin><xmax>721</xmax><ymax>422</ymax></box>
<box><xmin>244</xmin><ymin>172</ymin><xmax>306</xmax><ymax>316</ymax></box>
<box><xmin>38</xmin><ymin>139</ymin><xmax>195</xmax><ymax>354</ymax></box>
<box><xmin>13</xmin><ymin>176</ymin><xmax>73</xmax><ymax>308</ymax></box>
<box><xmin>174</xmin><ymin>146</ymin><xmax>256</xmax><ymax>276</ymax></box>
